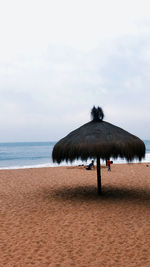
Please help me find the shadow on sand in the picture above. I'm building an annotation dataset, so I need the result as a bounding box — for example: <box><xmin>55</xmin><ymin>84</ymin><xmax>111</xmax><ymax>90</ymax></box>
<box><xmin>43</xmin><ymin>185</ymin><xmax>150</xmax><ymax>204</ymax></box>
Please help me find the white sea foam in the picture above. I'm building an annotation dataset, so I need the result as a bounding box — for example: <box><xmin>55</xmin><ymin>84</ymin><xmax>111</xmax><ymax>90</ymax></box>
<box><xmin>0</xmin><ymin>163</ymin><xmax>56</xmax><ymax>170</ymax></box>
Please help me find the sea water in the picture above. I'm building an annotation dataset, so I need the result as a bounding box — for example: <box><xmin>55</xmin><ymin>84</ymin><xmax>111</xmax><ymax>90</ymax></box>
<box><xmin>0</xmin><ymin>142</ymin><xmax>55</xmax><ymax>169</ymax></box>
<box><xmin>0</xmin><ymin>140</ymin><xmax>150</xmax><ymax>170</ymax></box>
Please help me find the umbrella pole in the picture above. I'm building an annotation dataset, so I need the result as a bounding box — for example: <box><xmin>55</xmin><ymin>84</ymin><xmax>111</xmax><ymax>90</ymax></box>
<box><xmin>97</xmin><ymin>156</ymin><xmax>101</xmax><ymax>195</ymax></box>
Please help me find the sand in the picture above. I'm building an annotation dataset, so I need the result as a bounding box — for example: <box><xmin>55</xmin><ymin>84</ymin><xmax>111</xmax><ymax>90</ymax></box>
<box><xmin>0</xmin><ymin>163</ymin><xmax>149</xmax><ymax>267</ymax></box>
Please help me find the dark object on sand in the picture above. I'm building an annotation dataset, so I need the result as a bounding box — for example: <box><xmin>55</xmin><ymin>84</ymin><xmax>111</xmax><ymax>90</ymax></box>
<box><xmin>146</xmin><ymin>165</ymin><xmax>149</xmax><ymax>167</ymax></box>
<box><xmin>86</xmin><ymin>160</ymin><xmax>94</xmax><ymax>170</ymax></box>
<box><xmin>107</xmin><ymin>159</ymin><xmax>112</xmax><ymax>171</ymax></box>
<box><xmin>52</xmin><ymin>106</ymin><xmax>145</xmax><ymax>194</ymax></box>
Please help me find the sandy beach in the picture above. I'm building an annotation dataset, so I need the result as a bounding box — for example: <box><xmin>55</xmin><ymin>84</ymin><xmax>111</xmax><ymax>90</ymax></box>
<box><xmin>0</xmin><ymin>163</ymin><xmax>149</xmax><ymax>267</ymax></box>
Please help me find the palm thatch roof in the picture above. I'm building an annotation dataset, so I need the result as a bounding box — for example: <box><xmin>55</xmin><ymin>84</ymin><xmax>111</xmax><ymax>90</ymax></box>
<box><xmin>52</xmin><ymin>108</ymin><xmax>145</xmax><ymax>164</ymax></box>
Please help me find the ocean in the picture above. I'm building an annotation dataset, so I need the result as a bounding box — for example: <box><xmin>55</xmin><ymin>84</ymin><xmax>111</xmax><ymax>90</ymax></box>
<box><xmin>0</xmin><ymin>140</ymin><xmax>150</xmax><ymax>170</ymax></box>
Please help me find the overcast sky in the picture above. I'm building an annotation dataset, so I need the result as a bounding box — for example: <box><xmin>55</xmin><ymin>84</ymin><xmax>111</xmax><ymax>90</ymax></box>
<box><xmin>0</xmin><ymin>0</ymin><xmax>150</xmax><ymax>142</ymax></box>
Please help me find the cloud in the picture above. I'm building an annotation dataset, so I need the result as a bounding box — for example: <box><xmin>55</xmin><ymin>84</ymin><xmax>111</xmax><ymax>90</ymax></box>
<box><xmin>0</xmin><ymin>1</ymin><xmax>150</xmax><ymax>141</ymax></box>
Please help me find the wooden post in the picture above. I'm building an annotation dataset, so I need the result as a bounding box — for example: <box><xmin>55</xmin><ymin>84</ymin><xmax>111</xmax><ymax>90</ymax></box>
<box><xmin>97</xmin><ymin>156</ymin><xmax>101</xmax><ymax>195</ymax></box>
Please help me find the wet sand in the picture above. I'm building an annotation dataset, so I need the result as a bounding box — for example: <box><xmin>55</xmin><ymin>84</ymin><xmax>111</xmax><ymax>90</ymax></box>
<box><xmin>0</xmin><ymin>163</ymin><xmax>150</xmax><ymax>267</ymax></box>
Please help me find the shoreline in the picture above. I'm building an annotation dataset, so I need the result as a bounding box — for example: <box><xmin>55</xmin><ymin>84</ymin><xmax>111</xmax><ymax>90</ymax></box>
<box><xmin>0</xmin><ymin>159</ymin><xmax>150</xmax><ymax>171</ymax></box>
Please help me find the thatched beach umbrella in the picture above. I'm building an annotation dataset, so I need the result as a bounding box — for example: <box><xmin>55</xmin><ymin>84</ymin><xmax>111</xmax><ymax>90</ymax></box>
<box><xmin>52</xmin><ymin>107</ymin><xmax>145</xmax><ymax>194</ymax></box>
